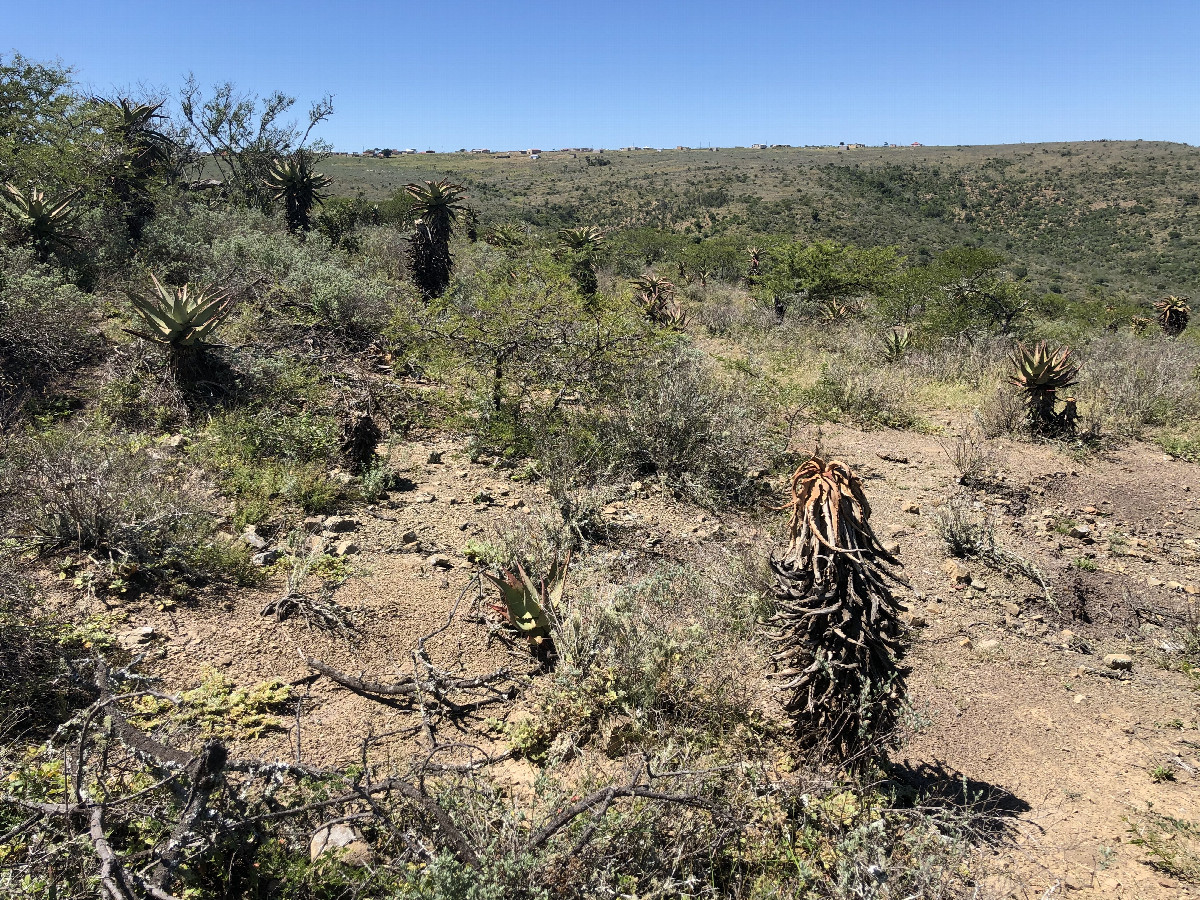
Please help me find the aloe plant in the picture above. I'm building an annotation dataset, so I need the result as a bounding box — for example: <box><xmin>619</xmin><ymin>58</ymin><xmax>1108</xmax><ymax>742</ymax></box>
<box><xmin>558</xmin><ymin>226</ymin><xmax>603</xmax><ymax>296</ymax></box>
<box><xmin>766</xmin><ymin>455</ymin><xmax>906</xmax><ymax>763</ymax></box>
<box><xmin>1155</xmin><ymin>295</ymin><xmax>1190</xmax><ymax>337</ymax></box>
<box><xmin>1008</xmin><ymin>340</ymin><xmax>1079</xmax><ymax>433</ymax></box>
<box><xmin>406</xmin><ymin>180</ymin><xmax>467</xmax><ymax>299</ymax></box>
<box><xmin>126</xmin><ymin>274</ymin><xmax>234</xmax><ymax>347</ymax></box>
<box><xmin>265</xmin><ymin>154</ymin><xmax>332</xmax><ymax>232</ymax></box>
<box><xmin>880</xmin><ymin>328</ymin><xmax>911</xmax><ymax>363</ymax></box>
<box><xmin>482</xmin><ymin>555</ymin><xmax>569</xmax><ymax>651</ymax></box>
<box><xmin>631</xmin><ymin>274</ymin><xmax>685</xmax><ymax>327</ymax></box>
<box><xmin>0</xmin><ymin>184</ymin><xmax>82</xmax><ymax>260</ymax></box>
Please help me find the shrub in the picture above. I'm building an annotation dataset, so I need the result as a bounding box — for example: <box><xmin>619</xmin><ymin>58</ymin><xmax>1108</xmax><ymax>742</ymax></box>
<box><xmin>0</xmin><ymin>425</ymin><xmax>254</xmax><ymax>585</ymax></box>
<box><xmin>804</xmin><ymin>361</ymin><xmax>918</xmax><ymax>430</ymax></box>
<box><xmin>593</xmin><ymin>350</ymin><xmax>775</xmax><ymax>505</ymax></box>
<box><xmin>0</xmin><ymin>246</ymin><xmax>100</xmax><ymax>405</ymax></box>
<box><xmin>1077</xmin><ymin>332</ymin><xmax>1200</xmax><ymax>438</ymax></box>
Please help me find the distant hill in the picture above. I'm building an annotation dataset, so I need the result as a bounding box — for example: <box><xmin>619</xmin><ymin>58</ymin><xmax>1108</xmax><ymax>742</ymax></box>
<box><xmin>321</xmin><ymin>141</ymin><xmax>1200</xmax><ymax>301</ymax></box>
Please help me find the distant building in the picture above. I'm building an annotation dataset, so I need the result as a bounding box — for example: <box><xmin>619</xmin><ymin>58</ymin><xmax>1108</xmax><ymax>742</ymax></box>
<box><xmin>751</xmin><ymin>143</ymin><xmax>767</xmax><ymax>149</ymax></box>
<box><xmin>527</xmin><ymin>149</ymin><xmax>542</xmax><ymax>155</ymax></box>
<box><xmin>911</xmin><ymin>142</ymin><xmax>923</xmax><ymax>147</ymax></box>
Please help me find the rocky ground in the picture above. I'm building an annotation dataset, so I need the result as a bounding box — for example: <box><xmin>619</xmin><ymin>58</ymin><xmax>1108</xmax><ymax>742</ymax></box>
<box><xmin>66</xmin><ymin>423</ymin><xmax>1200</xmax><ymax>898</ymax></box>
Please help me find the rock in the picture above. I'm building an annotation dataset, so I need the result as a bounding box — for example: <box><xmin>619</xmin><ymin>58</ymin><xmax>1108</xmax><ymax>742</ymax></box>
<box><xmin>628</xmin><ymin>481</ymin><xmax>643</xmax><ymax>492</ymax></box>
<box><xmin>241</xmin><ymin>530</ymin><xmax>268</xmax><ymax>550</ymax></box>
<box><xmin>1069</xmin><ymin>523</ymin><xmax>1091</xmax><ymax>539</ymax></box>
<box><xmin>310</xmin><ymin>823</ymin><xmax>372</xmax><ymax>865</ymax></box>
<box><xmin>252</xmin><ymin>549</ymin><xmax>283</xmax><ymax>566</ymax></box>
<box><xmin>883</xmin><ymin>542</ymin><xmax>901</xmax><ymax>556</ymax></box>
<box><xmin>1059</xmin><ymin>628</ymin><xmax>1075</xmax><ymax>645</ymax></box>
<box><xmin>1166</xmin><ymin>581</ymin><xmax>1184</xmax><ymax>591</ymax></box>
<box><xmin>409</xmin><ymin>492</ymin><xmax>436</xmax><ymax>504</ymax></box>
<box><xmin>323</xmin><ymin>516</ymin><xmax>360</xmax><ymax>533</ymax></box>
<box><xmin>902</xmin><ymin>502</ymin><xmax>921</xmax><ymax>514</ymax></box>
<box><xmin>1073</xmin><ymin>693</ymin><xmax>1087</xmax><ymax>704</ymax></box>
<box><xmin>303</xmin><ymin>516</ymin><xmax>326</xmax><ymax>533</ymax></box>
<box><xmin>958</xmin><ymin>637</ymin><xmax>973</xmax><ymax>649</ymax></box>
<box><xmin>400</xmin><ymin>529</ymin><xmax>418</xmax><ymax>544</ymax></box>
<box><xmin>1104</xmin><ymin>653</ymin><xmax>1134</xmax><ymax>671</ymax></box>
<box><xmin>903</xmin><ymin>612</ymin><xmax>927</xmax><ymax>628</ymax></box>
<box><xmin>307</xmin><ymin>536</ymin><xmax>327</xmax><ymax>554</ymax></box>
<box><xmin>333</xmin><ymin>540</ymin><xmax>359</xmax><ymax>557</ymax></box>
<box><xmin>977</xmin><ymin>638</ymin><xmax>1001</xmax><ymax>653</ymax></box>
<box><xmin>1002</xmin><ymin>601</ymin><xmax>1021</xmax><ymax>616</ymax></box>
<box><xmin>427</xmin><ymin>450</ymin><xmax>443</xmax><ymax>464</ymax></box>
<box><xmin>941</xmin><ymin>559</ymin><xmax>972</xmax><ymax>584</ymax></box>
<box><xmin>427</xmin><ymin>554</ymin><xmax>453</xmax><ymax>570</ymax></box>
<box><xmin>1187</xmin><ymin>584</ymin><xmax>1199</xmax><ymax>595</ymax></box>
<box><xmin>118</xmin><ymin>626</ymin><xmax>156</xmax><ymax>651</ymax></box>
<box><xmin>1083</xmin><ymin>505</ymin><xmax>1098</xmax><ymax>515</ymax></box>
<box><xmin>969</xmin><ymin>575</ymin><xmax>987</xmax><ymax>591</ymax></box>
<box><xmin>1146</xmin><ymin>576</ymin><xmax>1164</xmax><ymax>587</ymax></box>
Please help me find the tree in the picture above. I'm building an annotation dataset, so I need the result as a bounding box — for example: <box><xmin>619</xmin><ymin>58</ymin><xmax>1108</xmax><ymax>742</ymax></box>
<box><xmin>178</xmin><ymin>76</ymin><xmax>333</xmax><ymax>212</ymax></box>
<box><xmin>890</xmin><ymin>246</ymin><xmax>1027</xmax><ymax>336</ymax></box>
<box><xmin>760</xmin><ymin>240</ymin><xmax>901</xmax><ymax>320</ymax></box>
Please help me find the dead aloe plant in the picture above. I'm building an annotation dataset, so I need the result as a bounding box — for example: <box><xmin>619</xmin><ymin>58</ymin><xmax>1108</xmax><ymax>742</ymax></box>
<box><xmin>766</xmin><ymin>455</ymin><xmax>907</xmax><ymax>763</ymax></box>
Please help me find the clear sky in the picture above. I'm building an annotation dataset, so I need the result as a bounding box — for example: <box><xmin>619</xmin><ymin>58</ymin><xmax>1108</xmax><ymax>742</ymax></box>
<box><xmin>4</xmin><ymin>0</ymin><xmax>1198</xmax><ymax>151</ymax></box>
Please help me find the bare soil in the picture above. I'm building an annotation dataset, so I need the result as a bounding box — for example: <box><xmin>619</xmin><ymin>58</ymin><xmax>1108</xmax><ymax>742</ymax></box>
<box><xmin>55</xmin><ymin>425</ymin><xmax>1200</xmax><ymax>898</ymax></box>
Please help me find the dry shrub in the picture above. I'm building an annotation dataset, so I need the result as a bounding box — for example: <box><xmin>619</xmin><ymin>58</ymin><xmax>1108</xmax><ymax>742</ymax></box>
<box><xmin>1077</xmin><ymin>332</ymin><xmax>1200</xmax><ymax>438</ymax></box>
<box><xmin>597</xmin><ymin>350</ymin><xmax>774</xmax><ymax>505</ymax></box>
<box><xmin>975</xmin><ymin>383</ymin><xmax>1029</xmax><ymax>438</ymax></box>
<box><xmin>805</xmin><ymin>359</ymin><xmax>918</xmax><ymax>430</ymax></box>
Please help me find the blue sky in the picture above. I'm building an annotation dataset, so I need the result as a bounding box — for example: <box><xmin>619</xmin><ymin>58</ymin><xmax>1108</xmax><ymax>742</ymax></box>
<box><xmin>5</xmin><ymin>0</ymin><xmax>1198</xmax><ymax>150</ymax></box>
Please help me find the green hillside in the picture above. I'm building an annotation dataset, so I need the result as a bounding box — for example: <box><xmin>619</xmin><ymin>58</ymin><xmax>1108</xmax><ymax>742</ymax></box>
<box><xmin>323</xmin><ymin>140</ymin><xmax>1200</xmax><ymax>301</ymax></box>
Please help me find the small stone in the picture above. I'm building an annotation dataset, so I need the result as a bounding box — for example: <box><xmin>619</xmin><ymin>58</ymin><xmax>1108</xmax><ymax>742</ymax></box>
<box><xmin>410</xmin><ymin>492</ymin><xmax>436</xmax><ymax>503</ymax></box>
<box><xmin>400</xmin><ymin>529</ymin><xmax>418</xmax><ymax>544</ymax></box>
<box><xmin>252</xmin><ymin>549</ymin><xmax>283</xmax><ymax>566</ymax></box>
<box><xmin>1073</xmin><ymin>693</ymin><xmax>1087</xmax><ymax>704</ymax></box>
<box><xmin>241</xmin><ymin>530</ymin><xmax>268</xmax><ymax>550</ymax></box>
<box><xmin>438</xmin><ymin>576</ymin><xmax>450</xmax><ymax>589</ymax></box>
<box><xmin>1069</xmin><ymin>524</ymin><xmax>1091</xmax><ymax>539</ymax></box>
<box><xmin>427</xmin><ymin>554</ymin><xmax>453</xmax><ymax>570</ymax></box>
<box><xmin>1059</xmin><ymin>628</ymin><xmax>1075</xmax><ymax>644</ymax></box>
<box><xmin>1104</xmin><ymin>653</ymin><xmax>1134</xmax><ymax>671</ymax></box>
<box><xmin>310</xmin><ymin>823</ymin><xmax>372</xmax><ymax>866</ymax></box>
<box><xmin>303</xmin><ymin>516</ymin><xmax>326</xmax><ymax>533</ymax></box>
<box><xmin>903</xmin><ymin>502</ymin><xmax>921</xmax><ymax>514</ymax></box>
<box><xmin>883</xmin><ymin>542</ymin><xmax>901</xmax><ymax>556</ymax></box>
<box><xmin>1186</xmin><ymin>584</ymin><xmax>1199</xmax><ymax>595</ymax></box>
<box><xmin>1146</xmin><ymin>576</ymin><xmax>1164</xmax><ymax>587</ymax></box>
<box><xmin>1083</xmin><ymin>506</ymin><xmax>1098</xmax><ymax>515</ymax></box>
<box><xmin>334</xmin><ymin>540</ymin><xmax>359</xmax><ymax>557</ymax></box>
<box><xmin>628</xmin><ymin>481</ymin><xmax>643</xmax><ymax>492</ymax></box>
<box><xmin>307</xmin><ymin>536</ymin><xmax>327</xmax><ymax>554</ymax></box>
<box><xmin>941</xmin><ymin>559</ymin><xmax>972</xmax><ymax>584</ymax></box>
<box><xmin>970</xmin><ymin>575</ymin><xmax>987</xmax><ymax>591</ymax></box>
<box><xmin>977</xmin><ymin>638</ymin><xmax>1001</xmax><ymax>653</ymax></box>
<box><xmin>323</xmin><ymin>516</ymin><xmax>360</xmax><ymax>533</ymax></box>
<box><xmin>427</xmin><ymin>450</ymin><xmax>443</xmax><ymax>464</ymax></box>
<box><xmin>118</xmin><ymin>626</ymin><xmax>156</xmax><ymax>651</ymax></box>
<box><xmin>1166</xmin><ymin>581</ymin><xmax>1184</xmax><ymax>591</ymax></box>
<box><xmin>958</xmin><ymin>637</ymin><xmax>973</xmax><ymax>649</ymax></box>
<box><xmin>903</xmin><ymin>612</ymin><xmax>927</xmax><ymax>628</ymax></box>
<box><xmin>1002</xmin><ymin>601</ymin><xmax>1021</xmax><ymax>616</ymax></box>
